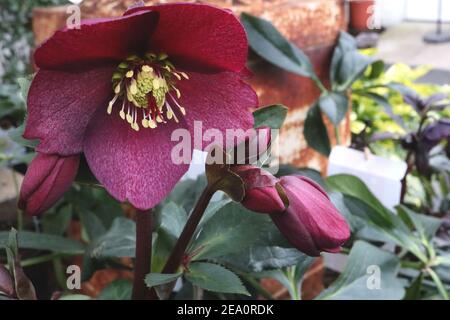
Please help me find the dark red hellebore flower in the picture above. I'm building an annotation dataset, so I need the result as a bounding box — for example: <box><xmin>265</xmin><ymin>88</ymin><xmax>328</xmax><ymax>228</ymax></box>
<box><xmin>21</xmin><ymin>3</ymin><xmax>258</xmax><ymax>212</ymax></box>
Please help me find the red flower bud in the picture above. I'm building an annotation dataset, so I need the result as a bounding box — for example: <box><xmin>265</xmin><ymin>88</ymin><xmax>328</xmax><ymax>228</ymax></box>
<box><xmin>18</xmin><ymin>153</ymin><xmax>80</xmax><ymax>216</ymax></box>
<box><xmin>232</xmin><ymin>165</ymin><xmax>287</xmax><ymax>214</ymax></box>
<box><xmin>271</xmin><ymin>175</ymin><xmax>350</xmax><ymax>256</ymax></box>
<box><xmin>0</xmin><ymin>264</ymin><xmax>14</xmax><ymax>297</ymax></box>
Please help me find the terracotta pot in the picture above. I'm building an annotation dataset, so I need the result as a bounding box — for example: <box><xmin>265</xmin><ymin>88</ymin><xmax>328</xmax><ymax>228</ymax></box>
<box><xmin>349</xmin><ymin>0</ymin><xmax>375</xmax><ymax>31</ymax></box>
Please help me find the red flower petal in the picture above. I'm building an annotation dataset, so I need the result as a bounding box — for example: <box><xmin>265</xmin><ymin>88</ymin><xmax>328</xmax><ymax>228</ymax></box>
<box><xmin>83</xmin><ymin>109</ymin><xmax>189</xmax><ymax>210</ymax></box>
<box><xmin>126</xmin><ymin>3</ymin><xmax>248</xmax><ymax>72</ymax></box>
<box><xmin>24</xmin><ymin>65</ymin><xmax>116</xmax><ymax>155</ymax></box>
<box><xmin>18</xmin><ymin>153</ymin><xmax>80</xmax><ymax>216</ymax></box>
<box><xmin>178</xmin><ymin>71</ymin><xmax>258</xmax><ymax>150</ymax></box>
<box><xmin>272</xmin><ymin>176</ymin><xmax>350</xmax><ymax>256</ymax></box>
<box><xmin>35</xmin><ymin>10</ymin><xmax>159</xmax><ymax>70</ymax></box>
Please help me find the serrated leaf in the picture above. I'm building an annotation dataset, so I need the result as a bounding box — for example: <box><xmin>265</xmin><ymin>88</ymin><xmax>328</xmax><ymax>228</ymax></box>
<box><xmin>185</xmin><ymin>262</ymin><xmax>249</xmax><ymax>296</ymax></box>
<box><xmin>145</xmin><ymin>272</ymin><xmax>182</xmax><ymax>288</ymax></box>
<box><xmin>189</xmin><ymin>202</ymin><xmax>268</xmax><ymax>260</ymax></box>
<box><xmin>241</xmin><ymin>13</ymin><xmax>316</xmax><ymax>79</ymax></box>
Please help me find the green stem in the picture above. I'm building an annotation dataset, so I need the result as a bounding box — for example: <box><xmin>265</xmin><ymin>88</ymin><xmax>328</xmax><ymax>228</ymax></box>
<box><xmin>149</xmin><ymin>184</ymin><xmax>217</xmax><ymax>299</ymax></box>
<box><xmin>160</xmin><ymin>184</ymin><xmax>216</xmax><ymax>275</ymax></box>
<box><xmin>334</xmin><ymin>126</ymin><xmax>342</xmax><ymax>145</ymax></box>
<box><xmin>53</xmin><ymin>258</ymin><xmax>67</xmax><ymax>290</ymax></box>
<box><xmin>287</xmin><ymin>268</ymin><xmax>300</xmax><ymax>300</ymax></box>
<box><xmin>20</xmin><ymin>253</ymin><xmax>66</xmax><ymax>268</ymax></box>
<box><xmin>313</xmin><ymin>76</ymin><xmax>327</xmax><ymax>94</ymax></box>
<box><xmin>427</xmin><ymin>268</ymin><xmax>449</xmax><ymax>300</ymax></box>
<box><xmin>11</xmin><ymin>170</ymin><xmax>23</xmax><ymax>231</ymax></box>
<box><xmin>400</xmin><ymin>260</ymin><xmax>424</xmax><ymax>270</ymax></box>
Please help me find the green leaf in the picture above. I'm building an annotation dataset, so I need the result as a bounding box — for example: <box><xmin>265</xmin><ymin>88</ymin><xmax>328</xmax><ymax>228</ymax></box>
<box><xmin>0</xmin><ymin>231</ymin><xmax>84</xmax><ymax>254</ymax></box>
<box><xmin>185</xmin><ymin>262</ymin><xmax>249</xmax><ymax>296</ymax></box>
<box><xmin>294</xmin><ymin>256</ymin><xmax>315</xmax><ymax>286</ymax></box>
<box><xmin>159</xmin><ymin>202</ymin><xmax>187</xmax><ymax>240</ymax></box>
<box><xmin>327</xmin><ymin>174</ymin><xmax>389</xmax><ymax>217</ymax></box>
<box><xmin>222</xmin><ymin>246</ymin><xmax>305</xmax><ymax>273</ymax></box>
<box><xmin>241</xmin><ymin>13</ymin><xmax>317</xmax><ymax>79</ymax></box>
<box><xmin>317</xmin><ymin>241</ymin><xmax>405</xmax><ymax>300</ymax></box>
<box><xmin>404</xmin><ymin>272</ymin><xmax>424</xmax><ymax>300</ymax></box>
<box><xmin>253</xmin><ymin>256</ymin><xmax>314</xmax><ymax>300</ymax></box>
<box><xmin>304</xmin><ymin>104</ymin><xmax>331</xmax><ymax>156</ymax></box>
<box><xmin>17</xmin><ymin>76</ymin><xmax>33</xmax><ymax>102</ymax></box>
<box><xmin>89</xmin><ymin>217</ymin><xmax>135</xmax><ymax>258</ymax></box>
<box><xmin>355</xmin><ymin>91</ymin><xmax>406</xmax><ymax>129</ymax></box>
<box><xmin>331</xmin><ymin>32</ymin><xmax>380</xmax><ymax>91</ymax></box>
<box><xmin>165</xmin><ymin>175</ymin><xmax>207</xmax><ymax>213</ymax></box>
<box><xmin>189</xmin><ymin>202</ymin><xmax>269</xmax><ymax>260</ymax></box>
<box><xmin>319</xmin><ymin>92</ymin><xmax>349</xmax><ymax>126</ymax></box>
<box><xmin>42</xmin><ymin>204</ymin><xmax>73</xmax><ymax>236</ymax></box>
<box><xmin>396</xmin><ymin>205</ymin><xmax>441</xmax><ymax>241</ymax></box>
<box><xmin>145</xmin><ymin>272</ymin><xmax>182</xmax><ymax>288</ymax></box>
<box><xmin>78</xmin><ymin>209</ymin><xmax>106</xmax><ymax>242</ymax></box>
<box><xmin>97</xmin><ymin>279</ymin><xmax>132</xmax><ymax>300</ymax></box>
<box><xmin>328</xmin><ymin>191</ymin><xmax>365</xmax><ymax>232</ymax></box>
<box><xmin>253</xmin><ymin>104</ymin><xmax>288</xmax><ymax>130</ymax></box>
<box><xmin>7</xmin><ymin>123</ymin><xmax>38</xmax><ymax>148</ymax></box>
<box><xmin>428</xmin><ymin>268</ymin><xmax>449</xmax><ymax>300</ymax></box>
<box><xmin>326</xmin><ymin>175</ymin><xmax>427</xmax><ymax>262</ymax></box>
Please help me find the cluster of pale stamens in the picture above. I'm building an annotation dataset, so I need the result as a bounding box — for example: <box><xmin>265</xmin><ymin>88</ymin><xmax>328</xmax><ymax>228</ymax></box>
<box><xmin>107</xmin><ymin>53</ymin><xmax>189</xmax><ymax>131</ymax></box>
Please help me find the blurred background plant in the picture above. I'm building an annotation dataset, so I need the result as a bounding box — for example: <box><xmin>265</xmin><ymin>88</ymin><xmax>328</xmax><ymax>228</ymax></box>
<box><xmin>0</xmin><ymin>0</ymin><xmax>65</xmax><ymax>125</ymax></box>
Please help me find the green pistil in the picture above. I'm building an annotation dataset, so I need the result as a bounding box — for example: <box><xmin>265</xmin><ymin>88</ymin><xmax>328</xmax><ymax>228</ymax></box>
<box><xmin>107</xmin><ymin>52</ymin><xmax>188</xmax><ymax>131</ymax></box>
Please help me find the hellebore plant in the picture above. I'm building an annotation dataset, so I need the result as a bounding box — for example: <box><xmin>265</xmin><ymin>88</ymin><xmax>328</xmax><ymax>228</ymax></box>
<box><xmin>21</xmin><ymin>3</ymin><xmax>257</xmax><ymax>213</ymax></box>
<box><xmin>17</xmin><ymin>3</ymin><xmax>351</xmax><ymax>300</ymax></box>
<box><xmin>19</xmin><ymin>3</ymin><xmax>257</xmax><ymax>300</ymax></box>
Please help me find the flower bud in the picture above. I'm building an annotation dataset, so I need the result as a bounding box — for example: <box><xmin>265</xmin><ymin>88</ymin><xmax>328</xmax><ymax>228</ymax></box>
<box><xmin>232</xmin><ymin>165</ymin><xmax>287</xmax><ymax>214</ymax></box>
<box><xmin>0</xmin><ymin>264</ymin><xmax>14</xmax><ymax>297</ymax></box>
<box><xmin>271</xmin><ymin>175</ymin><xmax>350</xmax><ymax>256</ymax></box>
<box><xmin>18</xmin><ymin>153</ymin><xmax>80</xmax><ymax>216</ymax></box>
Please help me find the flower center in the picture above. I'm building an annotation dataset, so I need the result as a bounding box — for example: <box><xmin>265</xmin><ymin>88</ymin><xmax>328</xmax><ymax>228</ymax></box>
<box><xmin>107</xmin><ymin>52</ymin><xmax>189</xmax><ymax>131</ymax></box>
